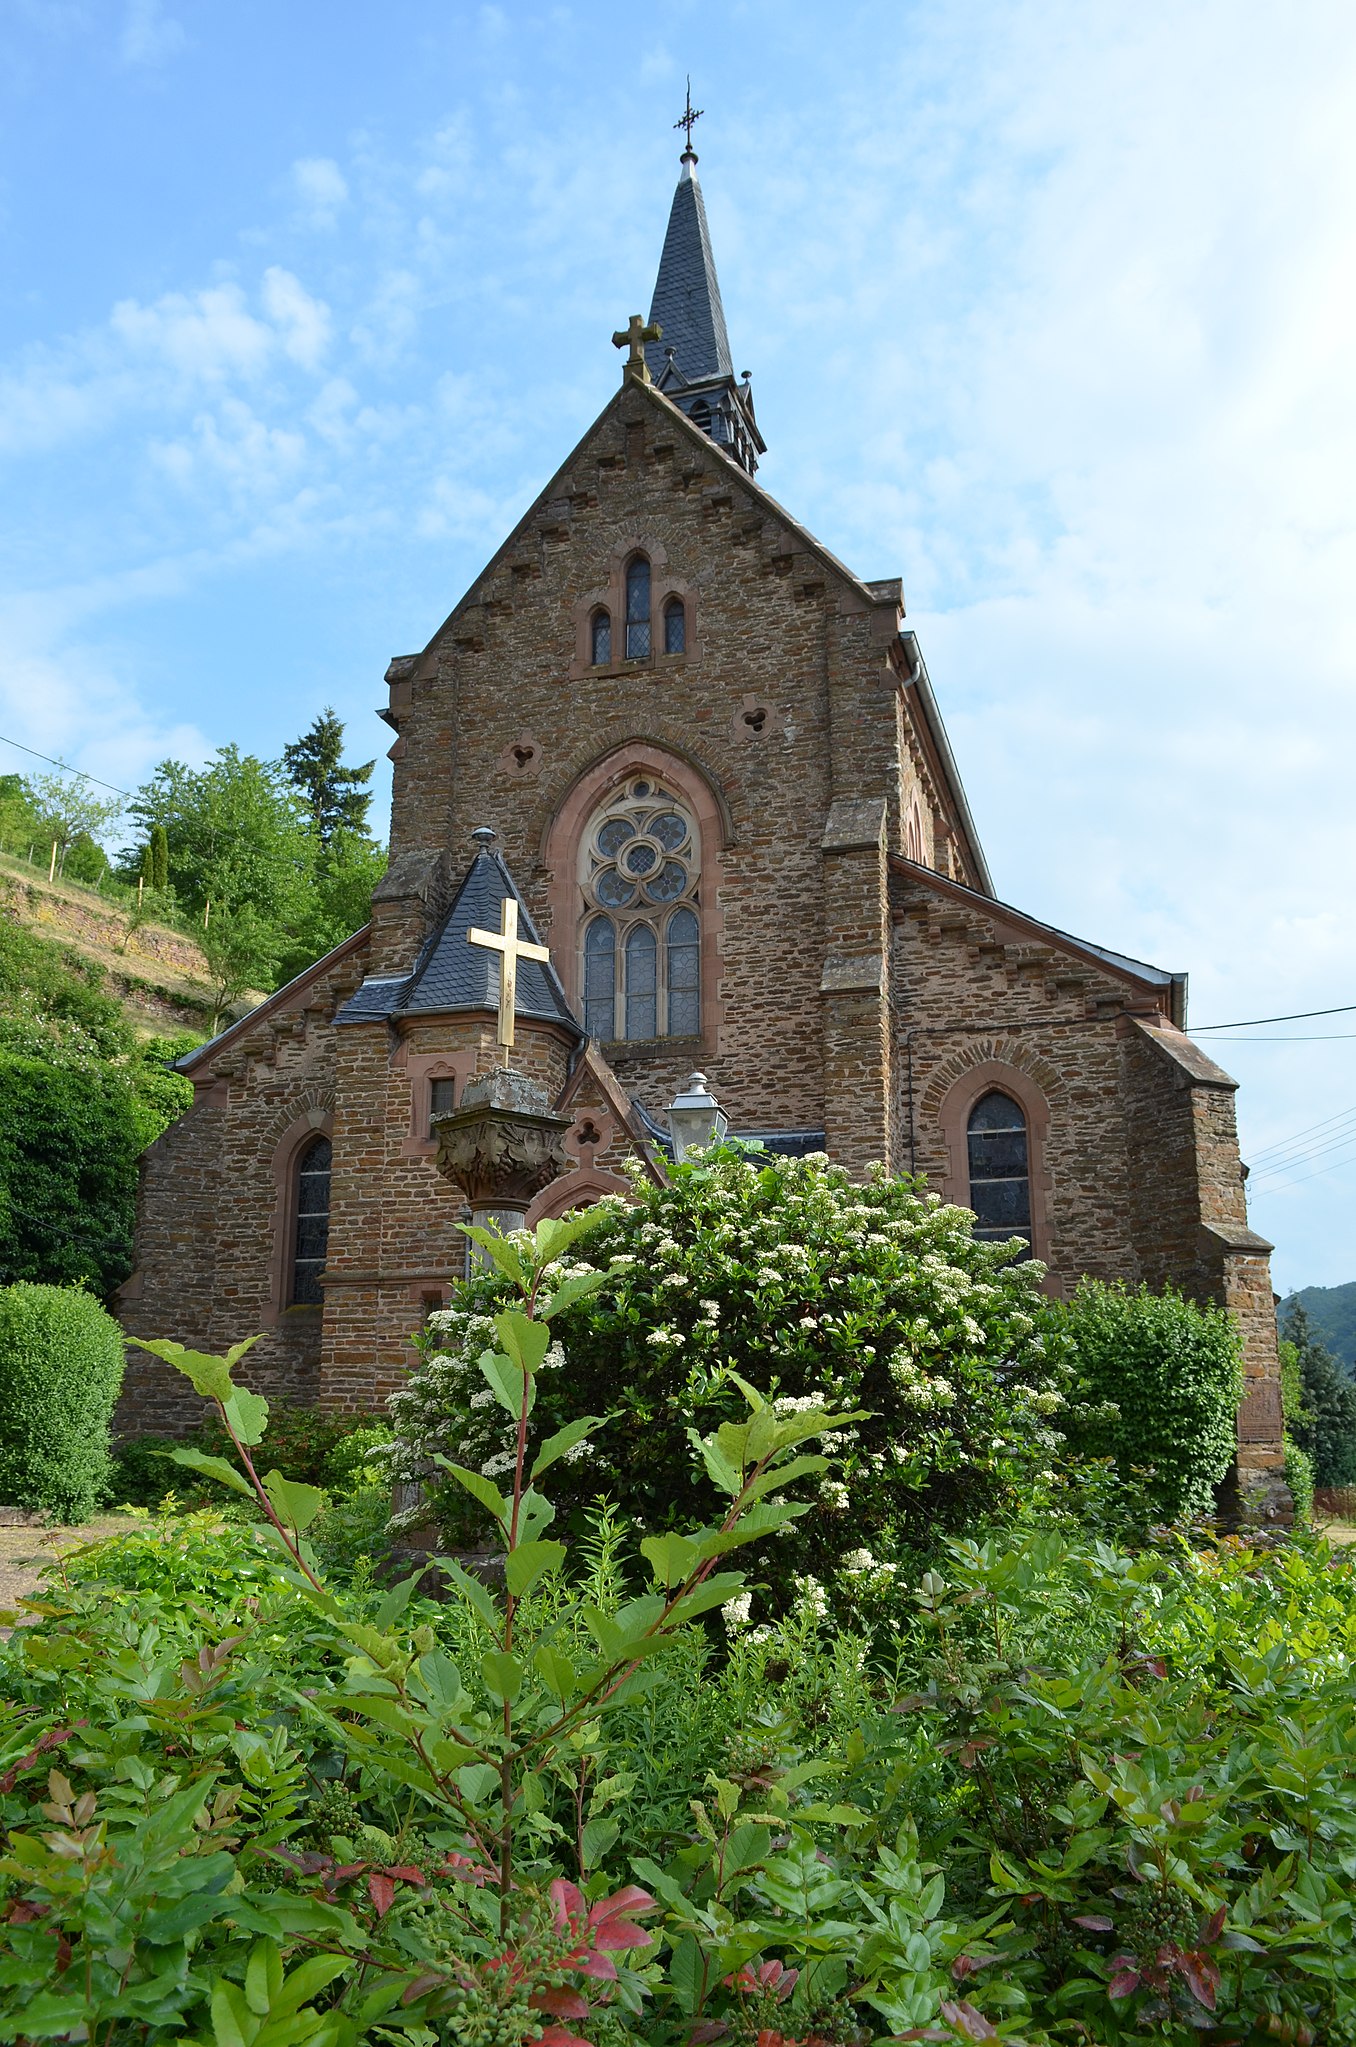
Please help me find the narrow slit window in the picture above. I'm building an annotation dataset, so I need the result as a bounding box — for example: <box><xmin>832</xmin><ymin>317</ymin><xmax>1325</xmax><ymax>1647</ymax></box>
<box><xmin>624</xmin><ymin>922</ymin><xmax>657</xmax><ymax>1039</ymax></box>
<box><xmin>590</xmin><ymin>608</ymin><xmax>612</xmax><ymax>666</ymax></box>
<box><xmin>291</xmin><ymin>1134</ymin><xmax>332</xmax><ymax>1305</ymax></box>
<box><xmin>583</xmin><ymin>916</ymin><xmax>616</xmax><ymax>1039</ymax></box>
<box><xmin>663</xmin><ymin>597</ymin><xmax>686</xmax><ymax>655</ymax></box>
<box><xmin>429</xmin><ymin>1076</ymin><xmax>457</xmax><ymax>1138</ymax></box>
<box><xmin>666</xmin><ymin>906</ymin><xmax>700</xmax><ymax>1035</ymax></box>
<box><xmin>625</xmin><ymin>556</ymin><xmax>651</xmax><ymax>659</ymax></box>
<box><xmin>966</xmin><ymin>1091</ymin><xmax>1032</xmax><ymax>1249</ymax></box>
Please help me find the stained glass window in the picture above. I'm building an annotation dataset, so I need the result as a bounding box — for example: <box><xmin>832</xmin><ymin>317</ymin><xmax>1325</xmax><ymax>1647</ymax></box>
<box><xmin>625</xmin><ymin>556</ymin><xmax>651</xmax><ymax>659</ymax></box>
<box><xmin>664</xmin><ymin>598</ymin><xmax>686</xmax><ymax>654</ymax></box>
<box><xmin>291</xmin><ymin>1135</ymin><xmax>331</xmax><ymax>1305</ymax></box>
<box><xmin>429</xmin><ymin>1076</ymin><xmax>456</xmax><ymax>1138</ymax></box>
<box><xmin>590</xmin><ymin>609</ymin><xmax>611</xmax><ymax>665</ymax></box>
<box><xmin>577</xmin><ymin>777</ymin><xmax>701</xmax><ymax>1041</ymax></box>
<box><xmin>966</xmin><ymin>1092</ymin><xmax>1032</xmax><ymax>1248</ymax></box>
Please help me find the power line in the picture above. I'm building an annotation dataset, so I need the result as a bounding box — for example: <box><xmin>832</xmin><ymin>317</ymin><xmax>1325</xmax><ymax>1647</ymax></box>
<box><xmin>1194</xmin><ymin>1002</ymin><xmax>1356</xmax><ymax>1031</ymax></box>
<box><xmin>0</xmin><ymin>734</ymin><xmax>128</xmax><ymax>798</ymax></box>
<box><xmin>1208</xmin><ymin>1033</ymin><xmax>1356</xmax><ymax>1042</ymax></box>
<box><xmin>1250</xmin><ymin>1101</ymin><xmax>1356</xmax><ymax>1163</ymax></box>
<box><xmin>1253</xmin><ymin>1145</ymin><xmax>1356</xmax><ymax>1194</ymax></box>
<box><xmin>1251</xmin><ymin>1127</ymin><xmax>1356</xmax><ymax>1182</ymax></box>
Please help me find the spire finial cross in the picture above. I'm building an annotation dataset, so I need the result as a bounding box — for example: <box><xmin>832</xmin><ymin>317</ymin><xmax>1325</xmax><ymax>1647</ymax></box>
<box><xmin>467</xmin><ymin>895</ymin><xmax>550</xmax><ymax>1059</ymax></box>
<box><xmin>674</xmin><ymin>76</ymin><xmax>703</xmax><ymax>155</ymax></box>
<box><xmin>611</xmin><ymin>312</ymin><xmax>662</xmax><ymax>384</ymax></box>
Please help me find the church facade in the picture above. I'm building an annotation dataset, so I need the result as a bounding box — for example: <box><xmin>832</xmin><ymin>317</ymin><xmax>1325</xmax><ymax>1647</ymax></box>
<box><xmin>118</xmin><ymin>143</ymin><xmax>1287</xmax><ymax>1516</ymax></box>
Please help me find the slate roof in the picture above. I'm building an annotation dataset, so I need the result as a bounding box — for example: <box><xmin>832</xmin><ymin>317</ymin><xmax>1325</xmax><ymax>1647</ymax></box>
<box><xmin>334</xmin><ymin>847</ymin><xmax>582</xmax><ymax>1038</ymax></box>
<box><xmin>645</xmin><ymin>154</ymin><xmax>734</xmax><ymax>386</ymax></box>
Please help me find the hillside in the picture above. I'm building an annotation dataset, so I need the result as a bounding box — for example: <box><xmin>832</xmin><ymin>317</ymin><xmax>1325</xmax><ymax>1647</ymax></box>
<box><xmin>1282</xmin><ymin>1282</ymin><xmax>1356</xmax><ymax>1371</ymax></box>
<box><xmin>0</xmin><ymin>852</ymin><xmax>223</xmax><ymax>1039</ymax></box>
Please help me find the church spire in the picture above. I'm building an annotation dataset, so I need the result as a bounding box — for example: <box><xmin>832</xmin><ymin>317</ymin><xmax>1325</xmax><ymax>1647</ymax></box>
<box><xmin>642</xmin><ymin>95</ymin><xmax>765</xmax><ymax>475</ymax></box>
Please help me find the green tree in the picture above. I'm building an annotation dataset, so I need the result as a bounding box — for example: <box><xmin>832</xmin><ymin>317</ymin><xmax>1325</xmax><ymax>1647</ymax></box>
<box><xmin>282</xmin><ymin>707</ymin><xmax>375</xmax><ymax>845</ymax></box>
<box><xmin>199</xmin><ymin>904</ymin><xmax>283</xmax><ymax>1033</ymax></box>
<box><xmin>273</xmin><ymin>827</ymin><xmax>387</xmax><ymax>984</ymax></box>
<box><xmin>1283</xmin><ymin>1302</ymin><xmax>1356</xmax><ymax>1487</ymax></box>
<box><xmin>0</xmin><ymin>774</ymin><xmax>43</xmax><ymax>857</ymax></box>
<box><xmin>126</xmin><ymin>747</ymin><xmax>314</xmax><ymax>931</ymax></box>
<box><xmin>28</xmin><ymin>772</ymin><xmax>123</xmax><ymax>877</ymax></box>
<box><xmin>138</xmin><ymin>822</ymin><xmax>171</xmax><ymax>890</ymax></box>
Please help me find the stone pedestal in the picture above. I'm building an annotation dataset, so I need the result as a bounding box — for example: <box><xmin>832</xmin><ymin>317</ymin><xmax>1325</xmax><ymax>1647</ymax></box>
<box><xmin>433</xmin><ymin>1065</ymin><xmax>572</xmax><ymax>1238</ymax></box>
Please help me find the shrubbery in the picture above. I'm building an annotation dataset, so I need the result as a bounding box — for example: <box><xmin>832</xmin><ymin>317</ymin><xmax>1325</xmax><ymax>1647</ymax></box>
<box><xmin>386</xmin><ymin>1148</ymin><xmax>1072</xmax><ymax>1614</ymax></box>
<box><xmin>3</xmin><ymin>1222</ymin><xmax>1356</xmax><ymax>2047</ymax></box>
<box><xmin>0</xmin><ymin>1282</ymin><xmax>125</xmax><ymax>1517</ymax></box>
<box><xmin>1055</xmin><ymin>1278</ymin><xmax>1243</xmax><ymax>1518</ymax></box>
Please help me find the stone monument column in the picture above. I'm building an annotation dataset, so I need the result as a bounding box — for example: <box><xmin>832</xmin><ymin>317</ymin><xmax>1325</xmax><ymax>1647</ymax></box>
<box><xmin>433</xmin><ymin>1065</ymin><xmax>572</xmax><ymax>1241</ymax></box>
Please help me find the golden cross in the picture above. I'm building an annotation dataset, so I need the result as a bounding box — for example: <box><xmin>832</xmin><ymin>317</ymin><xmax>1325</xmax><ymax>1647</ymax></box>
<box><xmin>612</xmin><ymin>312</ymin><xmax>662</xmax><ymax>384</ymax></box>
<box><xmin>467</xmin><ymin>896</ymin><xmax>550</xmax><ymax>1055</ymax></box>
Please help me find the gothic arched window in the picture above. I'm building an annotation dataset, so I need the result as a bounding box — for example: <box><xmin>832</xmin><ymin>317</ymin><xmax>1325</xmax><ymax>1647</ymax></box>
<box><xmin>578</xmin><ymin>777</ymin><xmax>700</xmax><ymax>1041</ymax></box>
<box><xmin>966</xmin><ymin>1092</ymin><xmax>1031</xmax><ymax>1247</ymax></box>
<box><xmin>291</xmin><ymin>1134</ymin><xmax>332</xmax><ymax>1305</ymax></box>
<box><xmin>663</xmin><ymin>596</ymin><xmax>686</xmax><ymax>655</ymax></box>
<box><xmin>624</xmin><ymin>555</ymin><xmax>651</xmax><ymax>659</ymax></box>
<box><xmin>590</xmin><ymin>608</ymin><xmax>612</xmax><ymax>666</ymax></box>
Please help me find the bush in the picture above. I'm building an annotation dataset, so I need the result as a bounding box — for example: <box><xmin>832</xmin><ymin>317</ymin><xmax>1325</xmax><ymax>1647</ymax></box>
<box><xmin>1284</xmin><ymin>1435</ymin><xmax>1316</xmax><ymax>1525</ymax></box>
<box><xmin>1282</xmin><ymin>1302</ymin><xmax>1356</xmax><ymax>1485</ymax></box>
<box><xmin>0</xmin><ymin>1283</ymin><xmax>124</xmax><ymax>1518</ymax></box>
<box><xmin>387</xmin><ymin>1147</ymin><xmax>1071</xmax><ymax>1615</ymax></box>
<box><xmin>1055</xmin><ymin>1279</ymin><xmax>1243</xmax><ymax>1518</ymax></box>
<box><xmin>106</xmin><ymin>1432</ymin><xmax>181</xmax><ymax>1507</ymax></box>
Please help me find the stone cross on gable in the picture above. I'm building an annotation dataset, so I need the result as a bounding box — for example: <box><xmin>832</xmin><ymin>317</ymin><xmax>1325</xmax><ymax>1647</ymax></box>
<box><xmin>467</xmin><ymin>896</ymin><xmax>551</xmax><ymax>1056</ymax></box>
<box><xmin>612</xmin><ymin>313</ymin><xmax>662</xmax><ymax>385</ymax></box>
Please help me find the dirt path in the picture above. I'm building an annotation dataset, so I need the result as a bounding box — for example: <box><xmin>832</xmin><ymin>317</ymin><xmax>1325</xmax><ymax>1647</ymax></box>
<box><xmin>0</xmin><ymin>1516</ymin><xmax>139</xmax><ymax>1613</ymax></box>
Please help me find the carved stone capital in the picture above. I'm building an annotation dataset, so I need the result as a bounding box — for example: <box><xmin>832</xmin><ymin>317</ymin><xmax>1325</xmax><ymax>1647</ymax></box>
<box><xmin>433</xmin><ymin>1067</ymin><xmax>571</xmax><ymax>1213</ymax></box>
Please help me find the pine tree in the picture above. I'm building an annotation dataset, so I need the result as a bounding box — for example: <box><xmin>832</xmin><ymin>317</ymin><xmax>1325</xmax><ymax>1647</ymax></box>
<box><xmin>1283</xmin><ymin>1302</ymin><xmax>1356</xmax><ymax>1487</ymax></box>
<box><xmin>282</xmin><ymin>708</ymin><xmax>375</xmax><ymax>846</ymax></box>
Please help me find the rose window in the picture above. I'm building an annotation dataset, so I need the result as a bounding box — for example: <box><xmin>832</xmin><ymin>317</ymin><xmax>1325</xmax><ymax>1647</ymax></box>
<box><xmin>579</xmin><ymin>779</ymin><xmax>700</xmax><ymax>1041</ymax></box>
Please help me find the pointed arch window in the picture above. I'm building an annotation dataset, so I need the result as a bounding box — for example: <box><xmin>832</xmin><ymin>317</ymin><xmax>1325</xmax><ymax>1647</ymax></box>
<box><xmin>625</xmin><ymin>556</ymin><xmax>651</xmax><ymax>659</ymax></box>
<box><xmin>663</xmin><ymin>596</ymin><xmax>686</xmax><ymax>655</ymax></box>
<box><xmin>966</xmin><ymin>1092</ymin><xmax>1031</xmax><ymax>1248</ymax></box>
<box><xmin>578</xmin><ymin>777</ymin><xmax>700</xmax><ymax>1041</ymax></box>
<box><xmin>590</xmin><ymin>608</ymin><xmax>612</xmax><ymax>666</ymax></box>
<box><xmin>291</xmin><ymin>1134</ymin><xmax>332</xmax><ymax>1305</ymax></box>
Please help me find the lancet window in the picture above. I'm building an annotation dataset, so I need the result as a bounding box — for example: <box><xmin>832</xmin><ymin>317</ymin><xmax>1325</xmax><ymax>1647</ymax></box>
<box><xmin>590</xmin><ymin>608</ymin><xmax>612</xmax><ymax>666</ymax></box>
<box><xmin>663</xmin><ymin>596</ymin><xmax>686</xmax><ymax>655</ymax></box>
<box><xmin>579</xmin><ymin>777</ymin><xmax>700</xmax><ymax>1041</ymax></box>
<box><xmin>624</xmin><ymin>555</ymin><xmax>651</xmax><ymax>659</ymax></box>
<box><xmin>290</xmin><ymin>1134</ymin><xmax>332</xmax><ymax>1305</ymax></box>
<box><xmin>966</xmin><ymin>1092</ymin><xmax>1032</xmax><ymax>1248</ymax></box>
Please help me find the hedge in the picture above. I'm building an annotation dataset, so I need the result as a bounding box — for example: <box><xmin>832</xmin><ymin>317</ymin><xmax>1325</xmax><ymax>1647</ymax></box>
<box><xmin>0</xmin><ymin>1283</ymin><xmax>125</xmax><ymax>1519</ymax></box>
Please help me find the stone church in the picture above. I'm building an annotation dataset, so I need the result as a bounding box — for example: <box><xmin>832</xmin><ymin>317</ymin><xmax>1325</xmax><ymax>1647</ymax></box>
<box><xmin>118</xmin><ymin>138</ymin><xmax>1286</xmax><ymax>1514</ymax></box>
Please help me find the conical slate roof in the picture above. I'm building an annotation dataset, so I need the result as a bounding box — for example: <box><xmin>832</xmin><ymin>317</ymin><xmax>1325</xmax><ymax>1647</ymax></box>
<box><xmin>334</xmin><ymin>845</ymin><xmax>582</xmax><ymax>1038</ymax></box>
<box><xmin>644</xmin><ymin>153</ymin><xmax>734</xmax><ymax>386</ymax></box>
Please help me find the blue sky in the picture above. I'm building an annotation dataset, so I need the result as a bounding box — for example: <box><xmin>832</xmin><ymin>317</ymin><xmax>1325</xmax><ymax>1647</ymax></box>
<box><xmin>2</xmin><ymin>0</ymin><xmax>1354</xmax><ymax>1291</ymax></box>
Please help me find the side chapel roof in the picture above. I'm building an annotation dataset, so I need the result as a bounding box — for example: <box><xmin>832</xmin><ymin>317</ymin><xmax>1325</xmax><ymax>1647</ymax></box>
<box><xmin>334</xmin><ymin>842</ymin><xmax>582</xmax><ymax>1038</ymax></box>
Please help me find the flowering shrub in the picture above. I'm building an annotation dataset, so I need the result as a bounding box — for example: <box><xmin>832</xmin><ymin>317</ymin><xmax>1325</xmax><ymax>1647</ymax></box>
<box><xmin>386</xmin><ymin>1148</ymin><xmax>1071</xmax><ymax>1613</ymax></box>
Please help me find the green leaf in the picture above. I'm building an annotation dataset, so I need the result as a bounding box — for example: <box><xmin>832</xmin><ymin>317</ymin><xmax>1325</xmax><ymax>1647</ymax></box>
<box><xmin>374</xmin><ymin>1568</ymin><xmax>425</xmax><ymax>1633</ymax></box>
<box><xmin>212</xmin><ymin>1979</ymin><xmax>256</xmax><ymax>2047</ymax></box>
<box><xmin>539</xmin><ymin>1270</ymin><xmax>610</xmax><ymax>1320</ymax></box>
<box><xmin>667</xmin><ymin>1934</ymin><xmax>708</xmax><ymax>2017</ymax></box>
<box><xmin>169</xmin><ymin>1446</ymin><xmax>254</xmax><ymax>1497</ymax></box>
<box><xmin>129</xmin><ymin>1336</ymin><xmax>261</xmax><ymax>1403</ymax></box>
<box><xmin>432</xmin><ymin>1555</ymin><xmax>502</xmax><ymax>1628</ymax></box>
<box><xmin>504</xmin><ymin>1538</ymin><xmax>566</xmax><ymax>1596</ymax></box>
<box><xmin>534</xmin><ymin>1644</ymin><xmax>578</xmax><ymax>1701</ymax></box>
<box><xmin>459</xmin><ymin>1224</ymin><xmax>528</xmax><ymax>1287</ymax></box>
<box><xmin>665</xmin><ymin>1574</ymin><xmax>749</xmax><ymax>1625</ymax></box>
<box><xmin>640</xmin><ymin>1530</ymin><xmax>702</xmax><ymax>1588</ymax></box>
<box><xmin>262</xmin><ymin>1469</ymin><xmax>325</xmax><ymax>1532</ymax></box>
<box><xmin>245</xmin><ymin>1940</ymin><xmax>284</xmax><ymax>2017</ymax></box>
<box><xmin>533</xmin><ymin>1208</ymin><xmax>606</xmax><ymax>1264</ymax></box>
<box><xmin>494</xmin><ymin>1307</ymin><xmax>552</xmax><ymax>1375</ymax></box>
<box><xmin>480</xmin><ymin>1649</ymin><xmax>523</xmax><ymax>1703</ymax></box>
<box><xmin>479</xmin><ymin>1349</ymin><xmax>528</xmax><ymax>1419</ymax></box>
<box><xmin>693</xmin><ymin>1431</ymin><xmax>741</xmax><ymax>1496</ymax></box>
<box><xmin>515</xmin><ymin>1484</ymin><xmax>556</xmax><ymax>1543</ymax></box>
<box><xmin>224</xmin><ymin>1387</ymin><xmax>270</xmax><ymax>1448</ymax></box>
<box><xmin>432</xmin><ymin>1457</ymin><xmax>509</xmax><ymax>1529</ymax></box>
<box><xmin>271</xmin><ymin>1954</ymin><xmax>353</xmax><ymax>2019</ymax></box>
<box><xmin>740</xmin><ymin>1455</ymin><xmax>828</xmax><ymax>1503</ymax></box>
<box><xmin>580</xmin><ymin>1814</ymin><xmax>619</xmax><ymax>1870</ymax></box>
<box><xmin>530</xmin><ymin>1414</ymin><xmax>607</xmax><ymax>1480</ymax></box>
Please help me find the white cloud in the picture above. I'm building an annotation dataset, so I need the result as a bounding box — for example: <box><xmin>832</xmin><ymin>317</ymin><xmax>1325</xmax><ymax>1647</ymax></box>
<box><xmin>259</xmin><ymin>267</ymin><xmax>331</xmax><ymax>370</ymax></box>
<box><xmin>118</xmin><ymin>0</ymin><xmax>185</xmax><ymax>67</ymax></box>
<box><xmin>151</xmin><ymin>398</ymin><xmax>307</xmax><ymax>498</ymax></box>
<box><xmin>110</xmin><ymin>282</ymin><xmax>274</xmax><ymax>381</ymax></box>
<box><xmin>292</xmin><ymin>156</ymin><xmax>349</xmax><ymax>229</ymax></box>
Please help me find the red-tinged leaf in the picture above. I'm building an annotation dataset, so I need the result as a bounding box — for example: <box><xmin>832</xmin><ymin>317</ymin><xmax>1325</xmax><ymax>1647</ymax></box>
<box><xmin>1179</xmin><ymin>1952</ymin><xmax>1219</xmax><ymax>2010</ymax></box>
<box><xmin>368</xmin><ymin>1872</ymin><xmax>396</xmax><ymax>1918</ymax></box>
<box><xmin>442</xmin><ymin>1851</ymin><xmax>495</xmax><ymax>1885</ymax></box>
<box><xmin>1200</xmin><ymin>1904</ymin><xmax>1226</xmax><ymax>1944</ymax></box>
<box><xmin>550</xmin><ymin>1876</ymin><xmax>587</xmax><ymax>1928</ymax></box>
<box><xmin>1107</xmin><ymin>1967</ymin><xmax>1140</xmax><ymax>2000</ymax></box>
<box><xmin>332</xmin><ymin>1862</ymin><xmax>368</xmax><ymax>1882</ymax></box>
<box><xmin>538</xmin><ymin>2027</ymin><xmax>592</xmax><ymax>2047</ymax></box>
<box><xmin>577</xmin><ymin>1953</ymin><xmax>618</xmax><ymax>1981</ymax></box>
<box><xmin>4</xmin><ymin>1900</ymin><xmax>48</xmax><ymax>1925</ymax></box>
<box><xmin>268</xmin><ymin>1847</ymin><xmax>335</xmax><ymax>1876</ymax></box>
<box><xmin>591</xmin><ymin>1884</ymin><xmax>657</xmax><ymax>1921</ymax></box>
<box><xmin>54</xmin><ymin>1935</ymin><xmax>72</xmax><ymax>1976</ymax></box>
<box><xmin>951</xmin><ymin>1956</ymin><xmax>982</xmax><ymax>1980</ymax></box>
<box><xmin>591</xmin><ymin>1919</ymin><xmax>652</xmax><ymax>1951</ymax></box>
<box><xmin>0</xmin><ymin>1724</ymin><xmax>85</xmax><ymax>1797</ymax></box>
<box><xmin>1073</xmin><ymin>1915</ymin><xmax>1115</xmax><ymax>1932</ymax></box>
<box><xmin>939</xmin><ymin>2001</ymin><xmax>998</xmax><ymax>2040</ymax></box>
<box><xmin>384</xmin><ymin>1863</ymin><xmax>428</xmax><ymax>1884</ymax></box>
<box><xmin>688</xmin><ymin>2025</ymin><xmax>729</xmax><ymax>2044</ymax></box>
<box><xmin>530</xmin><ymin>1989</ymin><xmax>590</xmax><ymax>2019</ymax></box>
<box><xmin>402</xmin><ymin>1972</ymin><xmax>445</xmax><ymax>2004</ymax></box>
